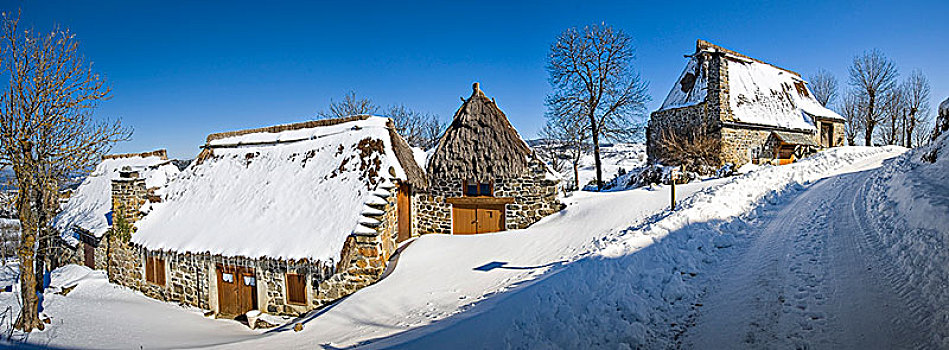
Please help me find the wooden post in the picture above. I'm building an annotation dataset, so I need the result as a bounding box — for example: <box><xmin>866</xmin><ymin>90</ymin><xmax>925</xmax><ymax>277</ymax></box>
<box><xmin>671</xmin><ymin>167</ymin><xmax>681</xmax><ymax>210</ymax></box>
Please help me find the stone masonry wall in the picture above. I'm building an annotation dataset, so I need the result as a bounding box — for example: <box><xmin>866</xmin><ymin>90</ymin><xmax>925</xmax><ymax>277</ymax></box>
<box><xmin>720</xmin><ymin>127</ymin><xmax>773</xmax><ymax>166</ymax></box>
<box><xmin>108</xmin><ymin>176</ymin><xmax>148</xmax><ymax>289</ymax></box>
<box><xmin>314</xmin><ymin>181</ymin><xmax>399</xmax><ymax>307</ymax></box>
<box><xmin>415</xmin><ymin>159</ymin><xmax>563</xmax><ymax>234</ymax></box>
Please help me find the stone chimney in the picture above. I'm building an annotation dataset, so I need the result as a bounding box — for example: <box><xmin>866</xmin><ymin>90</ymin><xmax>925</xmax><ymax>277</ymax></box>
<box><xmin>111</xmin><ymin>166</ymin><xmax>148</xmax><ymax>228</ymax></box>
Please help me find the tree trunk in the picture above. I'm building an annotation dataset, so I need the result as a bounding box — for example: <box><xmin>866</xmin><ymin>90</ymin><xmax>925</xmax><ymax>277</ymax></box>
<box><xmin>590</xmin><ymin>115</ymin><xmax>603</xmax><ymax>190</ymax></box>
<box><xmin>865</xmin><ymin>95</ymin><xmax>876</xmax><ymax>146</ymax></box>
<box><xmin>572</xmin><ymin>156</ymin><xmax>580</xmax><ymax>191</ymax></box>
<box><xmin>14</xmin><ymin>187</ymin><xmax>43</xmax><ymax>332</ymax></box>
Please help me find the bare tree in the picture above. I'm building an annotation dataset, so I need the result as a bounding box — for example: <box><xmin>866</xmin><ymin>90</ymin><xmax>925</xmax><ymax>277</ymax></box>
<box><xmin>840</xmin><ymin>93</ymin><xmax>864</xmax><ymax>146</ymax></box>
<box><xmin>540</xmin><ymin>110</ymin><xmax>589</xmax><ymax>191</ymax></box>
<box><xmin>809</xmin><ymin>68</ymin><xmax>839</xmax><ymax>107</ymax></box>
<box><xmin>901</xmin><ymin>69</ymin><xmax>930</xmax><ymax>148</ymax></box>
<box><xmin>849</xmin><ymin>49</ymin><xmax>899</xmax><ymax>146</ymax></box>
<box><xmin>0</xmin><ymin>12</ymin><xmax>130</xmax><ymax>331</ymax></box>
<box><xmin>386</xmin><ymin>104</ymin><xmax>444</xmax><ymax>149</ymax></box>
<box><xmin>318</xmin><ymin>90</ymin><xmax>378</xmax><ymax>118</ymax></box>
<box><xmin>547</xmin><ymin>23</ymin><xmax>650</xmax><ymax>190</ymax></box>
<box><xmin>879</xmin><ymin>85</ymin><xmax>906</xmax><ymax>146</ymax></box>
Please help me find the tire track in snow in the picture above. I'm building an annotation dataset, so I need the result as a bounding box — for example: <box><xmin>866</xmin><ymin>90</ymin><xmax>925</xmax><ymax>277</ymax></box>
<box><xmin>685</xmin><ymin>169</ymin><xmax>931</xmax><ymax>349</ymax></box>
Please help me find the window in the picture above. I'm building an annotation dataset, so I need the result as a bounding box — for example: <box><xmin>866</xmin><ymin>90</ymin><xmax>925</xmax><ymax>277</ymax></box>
<box><xmin>463</xmin><ymin>180</ymin><xmax>493</xmax><ymax>197</ymax></box>
<box><xmin>145</xmin><ymin>256</ymin><xmax>166</xmax><ymax>286</ymax></box>
<box><xmin>286</xmin><ymin>273</ymin><xmax>307</xmax><ymax>305</ymax></box>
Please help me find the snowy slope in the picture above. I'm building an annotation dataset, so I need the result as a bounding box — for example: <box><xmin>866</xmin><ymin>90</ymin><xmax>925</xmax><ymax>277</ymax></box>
<box><xmin>53</xmin><ymin>155</ymin><xmax>178</xmax><ymax>245</ymax></box>
<box><xmin>134</xmin><ymin>116</ymin><xmax>407</xmax><ymax>261</ymax></box>
<box><xmin>362</xmin><ymin>146</ymin><xmax>904</xmax><ymax>349</ymax></box>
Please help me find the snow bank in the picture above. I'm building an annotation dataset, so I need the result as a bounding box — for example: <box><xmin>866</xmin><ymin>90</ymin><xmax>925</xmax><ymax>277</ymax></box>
<box><xmin>863</xmin><ymin>133</ymin><xmax>949</xmax><ymax>346</ymax></box>
<box><xmin>53</xmin><ymin>155</ymin><xmax>178</xmax><ymax>245</ymax></box>
<box><xmin>134</xmin><ymin>117</ymin><xmax>406</xmax><ymax>261</ymax></box>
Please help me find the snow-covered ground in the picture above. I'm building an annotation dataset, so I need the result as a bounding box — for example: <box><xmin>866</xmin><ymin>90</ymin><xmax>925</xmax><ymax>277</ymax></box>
<box><xmin>4</xmin><ymin>141</ymin><xmax>946</xmax><ymax>349</ymax></box>
<box><xmin>542</xmin><ymin>143</ymin><xmax>647</xmax><ymax>188</ymax></box>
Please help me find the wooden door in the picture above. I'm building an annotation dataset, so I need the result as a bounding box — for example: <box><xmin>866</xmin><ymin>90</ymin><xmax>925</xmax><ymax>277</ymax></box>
<box><xmin>476</xmin><ymin>205</ymin><xmax>504</xmax><ymax>233</ymax></box>
<box><xmin>216</xmin><ymin>265</ymin><xmax>257</xmax><ymax>316</ymax></box>
<box><xmin>452</xmin><ymin>204</ymin><xmax>505</xmax><ymax>235</ymax></box>
<box><xmin>397</xmin><ymin>184</ymin><xmax>412</xmax><ymax>243</ymax></box>
<box><xmin>452</xmin><ymin>204</ymin><xmax>478</xmax><ymax>235</ymax></box>
<box><xmin>822</xmin><ymin>123</ymin><xmax>833</xmax><ymax>147</ymax></box>
<box><xmin>83</xmin><ymin>243</ymin><xmax>95</xmax><ymax>269</ymax></box>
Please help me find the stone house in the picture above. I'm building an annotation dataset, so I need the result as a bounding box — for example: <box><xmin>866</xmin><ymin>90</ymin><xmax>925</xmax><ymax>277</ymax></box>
<box><xmin>647</xmin><ymin>40</ymin><xmax>846</xmax><ymax>167</ymax></box>
<box><xmin>414</xmin><ymin>83</ymin><xmax>563</xmax><ymax>235</ymax></box>
<box><xmin>53</xmin><ymin>150</ymin><xmax>179</xmax><ymax>270</ymax></box>
<box><xmin>107</xmin><ymin>115</ymin><xmax>425</xmax><ymax>318</ymax></box>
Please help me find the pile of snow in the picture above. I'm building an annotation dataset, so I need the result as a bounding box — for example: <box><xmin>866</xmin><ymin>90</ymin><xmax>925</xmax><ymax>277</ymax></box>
<box><xmin>377</xmin><ymin>146</ymin><xmax>903</xmax><ymax>349</ymax></box>
<box><xmin>134</xmin><ymin>116</ymin><xmax>407</xmax><ymax>261</ymax></box>
<box><xmin>53</xmin><ymin>154</ymin><xmax>178</xmax><ymax>246</ymax></box>
<box><xmin>863</xmin><ymin>133</ymin><xmax>949</xmax><ymax>346</ymax></box>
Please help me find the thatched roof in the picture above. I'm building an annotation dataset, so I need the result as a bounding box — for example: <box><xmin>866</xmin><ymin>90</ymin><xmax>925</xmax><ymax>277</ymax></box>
<box><xmin>427</xmin><ymin>83</ymin><xmax>534</xmax><ymax>181</ymax></box>
<box><xmin>198</xmin><ymin>115</ymin><xmax>425</xmax><ymax>188</ymax></box>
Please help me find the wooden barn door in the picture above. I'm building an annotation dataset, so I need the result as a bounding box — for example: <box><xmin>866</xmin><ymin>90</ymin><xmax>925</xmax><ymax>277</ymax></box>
<box><xmin>83</xmin><ymin>243</ymin><xmax>95</xmax><ymax>269</ymax></box>
<box><xmin>397</xmin><ymin>184</ymin><xmax>412</xmax><ymax>243</ymax></box>
<box><xmin>216</xmin><ymin>265</ymin><xmax>257</xmax><ymax>317</ymax></box>
<box><xmin>452</xmin><ymin>204</ymin><xmax>505</xmax><ymax>235</ymax></box>
<box><xmin>476</xmin><ymin>205</ymin><xmax>504</xmax><ymax>233</ymax></box>
<box><xmin>452</xmin><ymin>204</ymin><xmax>478</xmax><ymax>235</ymax></box>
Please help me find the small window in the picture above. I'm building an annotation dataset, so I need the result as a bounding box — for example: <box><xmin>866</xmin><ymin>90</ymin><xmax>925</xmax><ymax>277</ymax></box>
<box><xmin>243</xmin><ymin>275</ymin><xmax>256</xmax><ymax>286</ymax></box>
<box><xmin>463</xmin><ymin>180</ymin><xmax>493</xmax><ymax>197</ymax></box>
<box><xmin>222</xmin><ymin>273</ymin><xmax>234</xmax><ymax>283</ymax></box>
<box><xmin>145</xmin><ymin>256</ymin><xmax>166</xmax><ymax>286</ymax></box>
<box><xmin>465</xmin><ymin>182</ymin><xmax>479</xmax><ymax>196</ymax></box>
<box><xmin>286</xmin><ymin>273</ymin><xmax>307</xmax><ymax>305</ymax></box>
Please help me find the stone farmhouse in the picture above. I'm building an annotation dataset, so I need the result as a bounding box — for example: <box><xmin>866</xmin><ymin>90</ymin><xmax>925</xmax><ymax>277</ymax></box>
<box><xmin>647</xmin><ymin>40</ymin><xmax>846</xmax><ymax>167</ymax></box>
<box><xmin>54</xmin><ymin>150</ymin><xmax>179</xmax><ymax>270</ymax></box>
<box><xmin>54</xmin><ymin>84</ymin><xmax>563</xmax><ymax>320</ymax></box>
<box><xmin>417</xmin><ymin>83</ymin><xmax>563</xmax><ymax>235</ymax></box>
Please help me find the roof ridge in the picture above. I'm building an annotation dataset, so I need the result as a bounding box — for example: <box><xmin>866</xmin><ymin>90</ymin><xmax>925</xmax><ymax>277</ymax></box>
<box><xmin>102</xmin><ymin>149</ymin><xmax>167</xmax><ymax>160</ymax></box>
<box><xmin>696</xmin><ymin>39</ymin><xmax>801</xmax><ymax>77</ymax></box>
<box><xmin>205</xmin><ymin>115</ymin><xmax>373</xmax><ymax>144</ymax></box>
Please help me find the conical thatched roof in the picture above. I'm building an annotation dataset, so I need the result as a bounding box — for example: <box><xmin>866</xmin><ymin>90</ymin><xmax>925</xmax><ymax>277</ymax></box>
<box><xmin>427</xmin><ymin>83</ymin><xmax>534</xmax><ymax>182</ymax></box>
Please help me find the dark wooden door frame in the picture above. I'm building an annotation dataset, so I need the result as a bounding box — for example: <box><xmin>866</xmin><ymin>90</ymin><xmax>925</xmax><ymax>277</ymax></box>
<box><xmin>216</xmin><ymin>264</ymin><xmax>258</xmax><ymax>317</ymax></box>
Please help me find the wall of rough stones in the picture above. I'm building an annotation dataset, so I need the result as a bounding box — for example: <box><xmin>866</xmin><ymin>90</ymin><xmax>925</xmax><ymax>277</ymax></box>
<box><xmin>720</xmin><ymin>127</ymin><xmax>773</xmax><ymax>166</ymax></box>
<box><xmin>314</xmin><ymin>182</ymin><xmax>399</xmax><ymax>307</ymax></box>
<box><xmin>108</xmin><ymin>175</ymin><xmax>148</xmax><ymax>289</ymax></box>
<box><xmin>415</xmin><ymin>158</ymin><xmax>563</xmax><ymax>234</ymax></box>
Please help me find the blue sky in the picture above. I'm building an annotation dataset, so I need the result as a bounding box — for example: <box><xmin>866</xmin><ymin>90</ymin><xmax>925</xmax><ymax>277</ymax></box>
<box><xmin>7</xmin><ymin>0</ymin><xmax>948</xmax><ymax>159</ymax></box>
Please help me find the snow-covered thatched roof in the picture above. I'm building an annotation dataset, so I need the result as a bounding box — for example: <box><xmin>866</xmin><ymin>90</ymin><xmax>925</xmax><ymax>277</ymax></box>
<box><xmin>940</xmin><ymin>97</ymin><xmax>949</xmax><ymax>116</ymax></box>
<box><xmin>659</xmin><ymin>40</ymin><xmax>844</xmax><ymax>132</ymax></box>
<box><xmin>132</xmin><ymin>116</ymin><xmax>424</xmax><ymax>261</ymax></box>
<box><xmin>427</xmin><ymin>83</ymin><xmax>536</xmax><ymax>182</ymax></box>
<box><xmin>55</xmin><ymin>150</ymin><xmax>178</xmax><ymax>246</ymax></box>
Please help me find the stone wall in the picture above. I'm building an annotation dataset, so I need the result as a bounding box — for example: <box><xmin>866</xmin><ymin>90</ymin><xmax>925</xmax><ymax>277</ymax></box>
<box><xmin>314</xmin><ymin>182</ymin><xmax>399</xmax><ymax>306</ymax></box>
<box><xmin>646</xmin><ymin>102</ymin><xmax>722</xmax><ymax>165</ymax></box>
<box><xmin>720</xmin><ymin>127</ymin><xmax>773</xmax><ymax>166</ymax></box>
<box><xmin>108</xmin><ymin>173</ymin><xmax>148</xmax><ymax>289</ymax></box>
<box><xmin>415</xmin><ymin>158</ymin><xmax>563</xmax><ymax>234</ymax></box>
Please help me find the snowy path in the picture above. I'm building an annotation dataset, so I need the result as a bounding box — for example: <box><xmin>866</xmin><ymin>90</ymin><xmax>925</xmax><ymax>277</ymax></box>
<box><xmin>685</xmin><ymin>167</ymin><xmax>938</xmax><ymax>348</ymax></box>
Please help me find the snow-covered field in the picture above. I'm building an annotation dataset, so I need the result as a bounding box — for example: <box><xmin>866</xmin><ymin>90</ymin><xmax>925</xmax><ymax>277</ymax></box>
<box><xmin>4</xmin><ymin>140</ymin><xmax>948</xmax><ymax>349</ymax></box>
<box><xmin>542</xmin><ymin>143</ymin><xmax>647</xmax><ymax>188</ymax></box>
